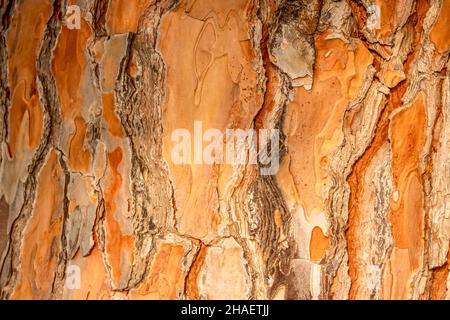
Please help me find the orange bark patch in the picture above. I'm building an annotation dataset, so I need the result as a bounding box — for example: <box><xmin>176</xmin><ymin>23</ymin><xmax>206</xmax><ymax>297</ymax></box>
<box><xmin>52</xmin><ymin>20</ymin><xmax>92</xmax><ymax>121</ymax></box>
<box><xmin>186</xmin><ymin>244</ymin><xmax>207</xmax><ymax>299</ymax></box>
<box><xmin>11</xmin><ymin>150</ymin><xmax>64</xmax><ymax>299</ymax></box>
<box><xmin>385</xmin><ymin>92</ymin><xmax>426</xmax><ymax>299</ymax></box>
<box><xmin>309</xmin><ymin>226</ymin><xmax>329</xmax><ymax>262</ymax></box>
<box><xmin>68</xmin><ymin>116</ymin><xmax>91</xmax><ymax>173</ymax></box>
<box><xmin>373</xmin><ymin>0</ymin><xmax>397</xmax><ymax>41</ymax></box>
<box><xmin>159</xmin><ymin>0</ymin><xmax>260</xmax><ymax>241</ymax></box>
<box><xmin>273</xmin><ymin>209</ymin><xmax>283</xmax><ymax>228</ymax></box>
<box><xmin>104</xmin><ymin>147</ymin><xmax>134</xmax><ymax>288</ymax></box>
<box><xmin>430</xmin><ymin>0</ymin><xmax>450</xmax><ymax>54</ymax></box>
<box><xmin>282</xmin><ymin>31</ymin><xmax>373</xmax><ymax>218</ymax></box>
<box><xmin>430</xmin><ymin>261</ymin><xmax>449</xmax><ymax>300</ymax></box>
<box><xmin>52</xmin><ymin>17</ymin><xmax>94</xmax><ymax>173</ymax></box>
<box><xmin>130</xmin><ymin>243</ymin><xmax>186</xmax><ymax>299</ymax></box>
<box><xmin>102</xmin><ymin>93</ymin><xmax>123</xmax><ymax>137</ymax></box>
<box><xmin>6</xmin><ymin>0</ymin><xmax>51</xmax><ymax>155</ymax></box>
<box><xmin>64</xmin><ymin>245</ymin><xmax>109</xmax><ymax>300</ymax></box>
<box><xmin>106</xmin><ymin>0</ymin><xmax>153</xmax><ymax>34</ymax></box>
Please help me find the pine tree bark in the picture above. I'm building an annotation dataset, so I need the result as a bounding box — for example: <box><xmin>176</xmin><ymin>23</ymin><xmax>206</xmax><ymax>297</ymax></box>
<box><xmin>0</xmin><ymin>0</ymin><xmax>449</xmax><ymax>300</ymax></box>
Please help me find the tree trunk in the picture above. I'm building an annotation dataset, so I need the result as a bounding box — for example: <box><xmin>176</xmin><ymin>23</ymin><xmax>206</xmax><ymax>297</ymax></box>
<box><xmin>0</xmin><ymin>0</ymin><xmax>449</xmax><ymax>300</ymax></box>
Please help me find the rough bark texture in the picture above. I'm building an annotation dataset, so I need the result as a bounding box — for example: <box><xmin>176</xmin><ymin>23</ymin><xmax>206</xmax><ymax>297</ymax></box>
<box><xmin>0</xmin><ymin>0</ymin><xmax>449</xmax><ymax>300</ymax></box>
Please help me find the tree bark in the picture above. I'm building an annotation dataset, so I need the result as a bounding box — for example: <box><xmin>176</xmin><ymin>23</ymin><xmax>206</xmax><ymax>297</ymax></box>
<box><xmin>0</xmin><ymin>0</ymin><xmax>449</xmax><ymax>300</ymax></box>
